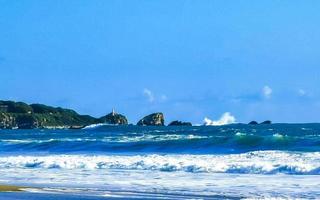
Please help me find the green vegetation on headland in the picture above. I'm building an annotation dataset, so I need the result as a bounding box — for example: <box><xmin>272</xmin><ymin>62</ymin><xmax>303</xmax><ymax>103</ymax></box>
<box><xmin>0</xmin><ymin>100</ymin><xmax>99</xmax><ymax>129</ymax></box>
<box><xmin>0</xmin><ymin>100</ymin><xmax>193</xmax><ymax>129</ymax></box>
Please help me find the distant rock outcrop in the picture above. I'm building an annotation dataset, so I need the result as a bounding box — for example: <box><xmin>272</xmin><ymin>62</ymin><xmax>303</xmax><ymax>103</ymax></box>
<box><xmin>137</xmin><ymin>113</ymin><xmax>164</xmax><ymax>126</ymax></box>
<box><xmin>248</xmin><ymin>121</ymin><xmax>259</xmax><ymax>125</ymax></box>
<box><xmin>261</xmin><ymin>120</ymin><xmax>272</xmax><ymax>125</ymax></box>
<box><xmin>99</xmin><ymin>110</ymin><xmax>128</xmax><ymax>125</ymax></box>
<box><xmin>168</xmin><ymin>120</ymin><xmax>192</xmax><ymax>126</ymax></box>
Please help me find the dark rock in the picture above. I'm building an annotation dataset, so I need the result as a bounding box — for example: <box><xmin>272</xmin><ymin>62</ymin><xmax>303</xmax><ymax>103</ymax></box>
<box><xmin>248</xmin><ymin>121</ymin><xmax>259</xmax><ymax>125</ymax></box>
<box><xmin>261</xmin><ymin>120</ymin><xmax>272</xmax><ymax>125</ymax></box>
<box><xmin>168</xmin><ymin>120</ymin><xmax>192</xmax><ymax>126</ymax></box>
<box><xmin>137</xmin><ymin>113</ymin><xmax>164</xmax><ymax>126</ymax></box>
<box><xmin>99</xmin><ymin>110</ymin><xmax>128</xmax><ymax>125</ymax></box>
<box><xmin>15</xmin><ymin>114</ymin><xmax>38</xmax><ymax>129</ymax></box>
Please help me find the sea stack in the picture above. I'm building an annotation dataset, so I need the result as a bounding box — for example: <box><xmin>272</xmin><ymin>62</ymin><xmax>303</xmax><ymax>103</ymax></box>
<box><xmin>168</xmin><ymin>120</ymin><xmax>192</xmax><ymax>126</ymax></box>
<box><xmin>248</xmin><ymin>121</ymin><xmax>259</xmax><ymax>125</ymax></box>
<box><xmin>137</xmin><ymin>113</ymin><xmax>164</xmax><ymax>126</ymax></box>
<box><xmin>261</xmin><ymin>120</ymin><xmax>272</xmax><ymax>125</ymax></box>
<box><xmin>99</xmin><ymin>109</ymin><xmax>128</xmax><ymax>125</ymax></box>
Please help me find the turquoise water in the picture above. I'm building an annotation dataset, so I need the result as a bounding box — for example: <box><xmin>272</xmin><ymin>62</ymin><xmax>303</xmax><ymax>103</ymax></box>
<box><xmin>0</xmin><ymin>124</ymin><xmax>320</xmax><ymax>199</ymax></box>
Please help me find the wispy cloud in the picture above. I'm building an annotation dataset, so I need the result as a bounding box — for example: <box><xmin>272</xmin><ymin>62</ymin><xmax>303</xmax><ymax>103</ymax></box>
<box><xmin>143</xmin><ymin>89</ymin><xmax>155</xmax><ymax>103</ymax></box>
<box><xmin>204</xmin><ymin>112</ymin><xmax>236</xmax><ymax>126</ymax></box>
<box><xmin>298</xmin><ymin>89</ymin><xmax>306</xmax><ymax>96</ymax></box>
<box><xmin>262</xmin><ymin>85</ymin><xmax>272</xmax><ymax>99</ymax></box>
<box><xmin>143</xmin><ymin>89</ymin><xmax>167</xmax><ymax>103</ymax></box>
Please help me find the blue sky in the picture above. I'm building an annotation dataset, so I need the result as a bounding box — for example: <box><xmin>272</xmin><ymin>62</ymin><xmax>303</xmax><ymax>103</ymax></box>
<box><xmin>1</xmin><ymin>0</ymin><xmax>320</xmax><ymax>124</ymax></box>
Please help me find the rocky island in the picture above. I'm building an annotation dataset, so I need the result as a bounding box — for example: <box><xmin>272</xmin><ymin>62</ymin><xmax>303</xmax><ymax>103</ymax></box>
<box><xmin>168</xmin><ymin>120</ymin><xmax>192</xmax><ymax>126</ymax></box>
<box><xmin>248</xmin><ymin>120</ymin><xmax>272</xmax><ymax>125</ymax></box>
<box><xmin>248</xmin><ymin>121</ymin><xmax>259</xmax><ymax>125</ymax></box>
<box><xmin>137</xmin><ymin>113</ymin><xmax>165</xmax><ymax>126</ymax></box>
<box><xmin>99</xmin><ymin>109</ymin><xmax>128</xmax><ymax>125</ymax></box>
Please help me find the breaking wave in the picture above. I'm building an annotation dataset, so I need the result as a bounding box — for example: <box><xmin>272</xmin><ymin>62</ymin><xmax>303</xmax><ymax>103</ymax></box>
<box><xmin>204</xmin><ymin>112</ymin><xmax>236</xmax><ymax>126</ymax></box>
<box><xmin>0</xmin><ymin>151</ymin><xmax>319</xmax><ymax>175</ymax></box>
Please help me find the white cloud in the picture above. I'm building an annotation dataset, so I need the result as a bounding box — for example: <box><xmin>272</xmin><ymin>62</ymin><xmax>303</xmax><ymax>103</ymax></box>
<box><xmin>204</xmin><ymin>112</ymin><xmax>236</xmax><ymax>126</ymax></box>
<box><xmin>262</xmin><ymin>85</ymin><xmax>272</xmax><ymax>99</ymax></box>
<box><xmin>143</xmin><ymin>89</ymin><xmax>167</xmax><ymax>103</ymax></box>
<box><xmin>298</xmin><ymin>89</ymin><xmax>306</xmax><ymax>96</ymax></box>
<box><xmin>143</xmin><ymin>89</ymin><xmax>155</xmax><ymax>102</ymax></box>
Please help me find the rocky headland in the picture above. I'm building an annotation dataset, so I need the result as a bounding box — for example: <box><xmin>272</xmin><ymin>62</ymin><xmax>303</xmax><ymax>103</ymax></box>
<box><xmin>0</xmin><ymin>101</ymin><xmax>98</xmax><ymax>129</ymax></box>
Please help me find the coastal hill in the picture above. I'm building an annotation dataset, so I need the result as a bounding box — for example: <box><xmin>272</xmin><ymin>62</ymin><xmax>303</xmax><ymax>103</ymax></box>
<box><xmin>0</xmin><ymin>101</ymin><xmax>98</xmax><ymax>129</ymax></box>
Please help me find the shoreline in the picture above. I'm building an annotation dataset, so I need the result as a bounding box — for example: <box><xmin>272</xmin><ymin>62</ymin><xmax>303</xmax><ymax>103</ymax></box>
<box><xmin>0</xmin><ymin>185</ymin><xmax>25</xmax><ymax>192</ymax></box>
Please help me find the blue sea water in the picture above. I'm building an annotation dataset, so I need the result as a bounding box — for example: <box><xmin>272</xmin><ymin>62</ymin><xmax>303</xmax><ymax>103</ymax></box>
<box><xmin>0</xmin><ymin>124</ymin><xmax>320</xmax><ymax>199</ymax></box>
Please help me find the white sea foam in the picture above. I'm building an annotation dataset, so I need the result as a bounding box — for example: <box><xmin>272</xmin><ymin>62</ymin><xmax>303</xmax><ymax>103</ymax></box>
<box><xmin>204</xmin><ymin>112</ymin><xmax>236</xmax><ymax>126</ymax></box>
<box><xmin>273</xmin><ymin>133</ymin><xmax>285</xmax><ymax>138</ymax></box>
<box><xmin>235</xmin><ymin>132</ymin><xmax>246</xmax><ymax>136</ymax></box>
<box><xmin>0</xmin><ymin>151</ymin><xmax>319</xmax><ymax>175</ymax></box>
<box><xmin>82</xmin><ymin>123</ymin><xmax>107</xmax><ymax>129</ymax></box>
<box><xmin>0</xmin><ymin>134</ymin><xmax>208</xmax><ymax>144</ymax></box>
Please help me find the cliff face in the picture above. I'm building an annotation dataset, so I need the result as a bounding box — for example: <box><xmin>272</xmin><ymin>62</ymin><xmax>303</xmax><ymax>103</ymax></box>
<box><xmin>0</xmin><ymin>101</ymin><xmax>98</xmax><ymax>129</ymax></box>
<box><xmin>137</xmin><ymin>113</ymin><xmax>164</xmax><ymax>126</ymax></box>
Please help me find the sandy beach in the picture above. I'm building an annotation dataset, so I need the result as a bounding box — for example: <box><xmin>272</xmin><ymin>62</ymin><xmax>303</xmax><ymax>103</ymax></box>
<box><xmin>0</xmin><ymin>185</ymin><xmax>24</xmax><ymax>192</ymax></box>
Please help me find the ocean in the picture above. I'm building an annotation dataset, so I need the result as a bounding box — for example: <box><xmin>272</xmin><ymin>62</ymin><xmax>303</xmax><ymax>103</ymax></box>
<box><xmin>0</xmin><ymin>124</ymin><xmax>320</xmax><ymax>199</ymax></box>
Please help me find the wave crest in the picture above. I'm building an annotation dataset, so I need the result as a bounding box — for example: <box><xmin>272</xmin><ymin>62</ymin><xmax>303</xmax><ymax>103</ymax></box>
<box><xmin>1</xmin><ymin>151</ymin><xmax>319</xmax><ymax>175</ymax></box>
<box><xmin>204</xmin><ymin>112</ymin><xmax>236</xmax><ymax>126</ymax></box>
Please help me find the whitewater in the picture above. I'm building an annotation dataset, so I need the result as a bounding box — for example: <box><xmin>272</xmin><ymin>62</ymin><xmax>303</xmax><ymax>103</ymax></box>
<box><xmin>0</xmin><ymin>124</ymin><xmax>320</xmax><ymax>199</ymax></box>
